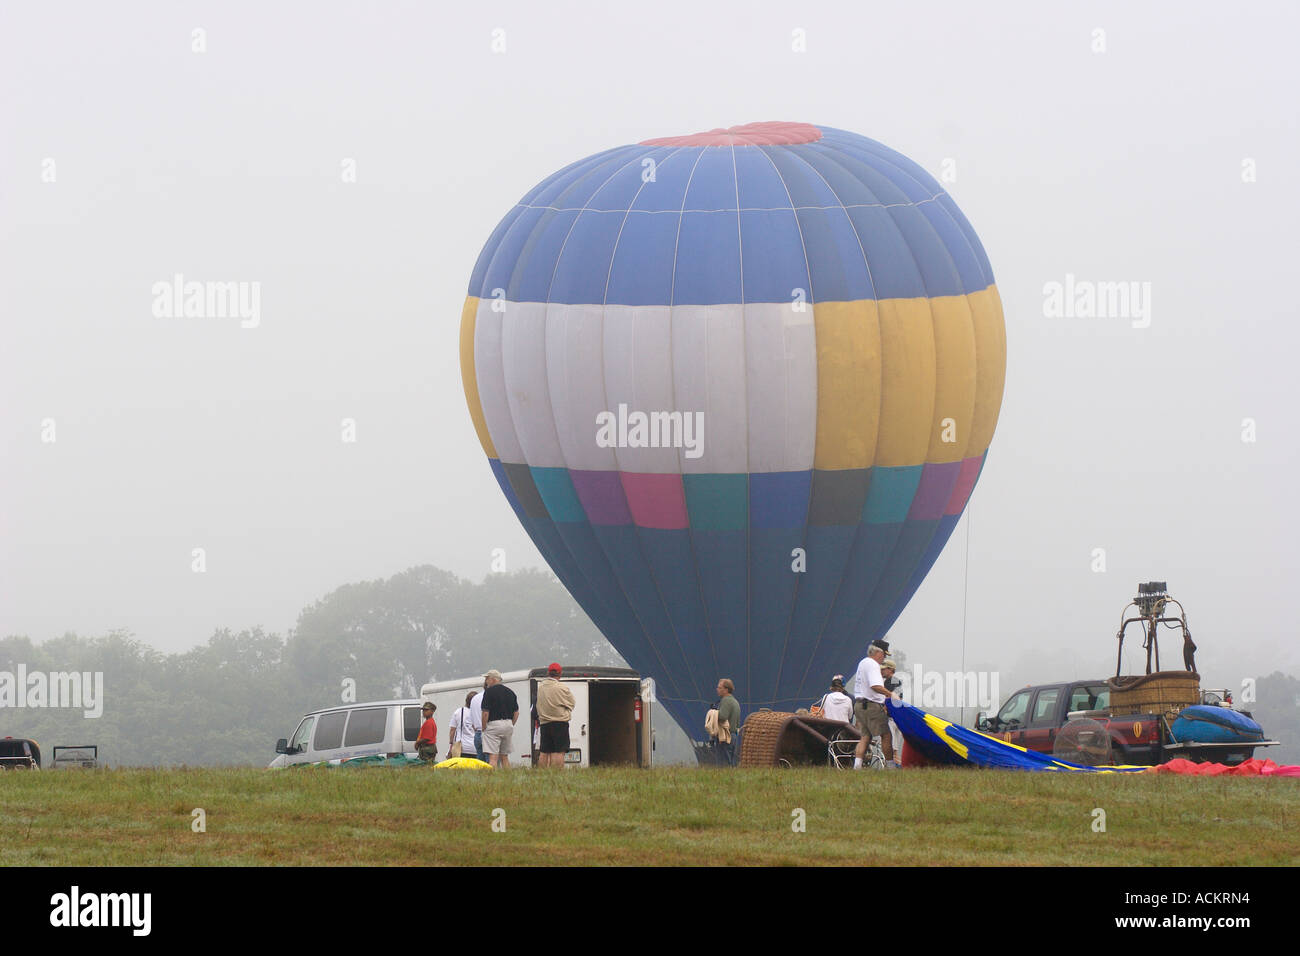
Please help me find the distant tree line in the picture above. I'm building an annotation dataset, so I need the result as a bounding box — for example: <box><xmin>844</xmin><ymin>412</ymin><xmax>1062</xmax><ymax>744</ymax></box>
<box><xmin>1249</xmin><ymin>672</ymin><xmax>1300</xmax><ymax>766</ymax></box>
<box><xmin>0</xmin><ymin>567</ymin><xmax>643</xmax><ymax>767</ymax></box>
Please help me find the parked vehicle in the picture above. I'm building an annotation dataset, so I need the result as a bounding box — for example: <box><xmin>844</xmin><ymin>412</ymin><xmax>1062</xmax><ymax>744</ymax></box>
<box><xmin>270</xmin><ymin>699</ymin><xmax>425</xmax><ymax>768</ymax></box>
<box><xmin>420</xmin><ymin>666</ymin><xmax>654</xmax><ymax>768</ymax></box>
<box><xmin>974</xmin><ymin>583</ymin><xmax>1279</xmax><ymax>766</ymax></box>
<box><xmin>975</xmin><ymin>678</ymin><xmax>1275</xmax><ymax>766</ymax></box>
<box><xmin>0</xmin><ymin>736</ymin><xmax>40</xmax><ymax>770</ymax></box>
<box><xmin>50</xmin><ymin>745</ymin><xmax>99</xmax><ymax>770</ymax></box>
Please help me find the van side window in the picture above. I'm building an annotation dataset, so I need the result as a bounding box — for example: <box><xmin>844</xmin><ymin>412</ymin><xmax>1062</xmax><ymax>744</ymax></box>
<box><xmin>314</xmin><ymin>712</ymin><xmax>347</xmax><ymax>751</ymax></box>
<box><xmin>403</xmin><ymin>707</ymin><xmax>422</xmax><ymax>743</ymax></box>
<box><xmin>344</xmin><ymin>708</ymin><xmax>388</xmax><ymax>747</ymax></box>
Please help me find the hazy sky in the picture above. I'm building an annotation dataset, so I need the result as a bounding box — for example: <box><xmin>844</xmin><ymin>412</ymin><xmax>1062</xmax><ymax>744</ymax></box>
<box><xmin>3</xmin><ymin>1</ymin><xmax>1297</xmax><ymax>695</ymax></box>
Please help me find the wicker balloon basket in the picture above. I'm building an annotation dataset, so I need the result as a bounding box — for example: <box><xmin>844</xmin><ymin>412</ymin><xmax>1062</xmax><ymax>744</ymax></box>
<box><xmin>1107</xmin><ymin>671</ymin><xmax>1200</xmax><ymax>720</ymax></box>
<box><xmin>738</xmin><ymin>710</ymin><xmax>857</xmax><ymax>767</ymax></box>
<box><xmin>738</xmin><ymin>711</ymin><xmax>796</xmax><ymax>767</ymax></box>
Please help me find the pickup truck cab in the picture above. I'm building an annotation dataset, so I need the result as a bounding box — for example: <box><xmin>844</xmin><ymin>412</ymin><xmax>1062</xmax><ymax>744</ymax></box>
<box><xmin>975</xmin><ymin>680</ymin><xmax>1128</xmax><ymax>755</ymax></box>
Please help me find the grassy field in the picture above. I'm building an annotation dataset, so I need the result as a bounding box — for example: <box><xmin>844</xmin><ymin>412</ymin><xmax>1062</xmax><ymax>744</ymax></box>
<box><xmin>1</xmin><ymin>765</ymin><xmax>1296</xmax><ymax>866</ymax></box>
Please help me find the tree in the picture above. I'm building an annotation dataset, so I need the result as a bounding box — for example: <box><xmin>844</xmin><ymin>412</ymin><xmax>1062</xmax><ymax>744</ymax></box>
<box><xmin>285</xmin><ymin>566</ymin><xmax>468</xmax><ymax>703</ymax></box>
<box><xmin>1252</xmin><ymin>671</ymin><xmax>1300</xmax><ymax>765</ymax></box>
<box><xmin>3</xmin><ymin>563</ymin><xmax>638</xmax><ymax>766</ymax></box>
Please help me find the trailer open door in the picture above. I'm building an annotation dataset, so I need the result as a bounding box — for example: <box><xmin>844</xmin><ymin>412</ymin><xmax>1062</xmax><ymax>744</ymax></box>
<box><xmin>527</xmin><ymin>677</ymin><xmax>589</xmax><ymax>767</ymax></box>
<box><xmin>565</xmin><ymin>680</ymin><xmax>590</xmax><ymax>767</ymax></box>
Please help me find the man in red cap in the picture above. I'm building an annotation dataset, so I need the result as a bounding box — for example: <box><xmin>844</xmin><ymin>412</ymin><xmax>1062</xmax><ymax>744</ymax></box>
<box><xmin>535</xmin><ymin>663</ymin><xmax>576</xmax><ymax>768</ymax></box>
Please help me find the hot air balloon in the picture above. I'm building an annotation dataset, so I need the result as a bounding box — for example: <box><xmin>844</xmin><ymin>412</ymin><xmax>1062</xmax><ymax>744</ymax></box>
<box><xmin>459</xmin><ymin>121</ymin><xmax>1006</xmax><ymax>743</ymax></box>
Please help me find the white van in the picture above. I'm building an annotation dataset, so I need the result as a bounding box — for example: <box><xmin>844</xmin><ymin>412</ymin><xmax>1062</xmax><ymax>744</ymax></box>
<box><xmin>269</xmin><ymin>699</ymin><xmax>425</xmax><ymax>768</ymax></box>
<box><xmin>420</xmin><ymin>666</ymin><xmax>654</xmax><ymax>768</ymax></box>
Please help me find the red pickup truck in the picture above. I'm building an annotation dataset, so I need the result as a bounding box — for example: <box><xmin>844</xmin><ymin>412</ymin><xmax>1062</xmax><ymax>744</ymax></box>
<box><xmin>973</xmin><ymin>680</ymin><xmax>1271</xmax><ymax>766</ymax></box>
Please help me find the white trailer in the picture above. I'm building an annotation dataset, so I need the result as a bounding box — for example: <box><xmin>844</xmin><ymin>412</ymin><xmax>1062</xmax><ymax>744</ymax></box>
<box><xmin>420</xmin><ymin>666</ymin><xmax>654</xmax><ymax>768</ymax></box>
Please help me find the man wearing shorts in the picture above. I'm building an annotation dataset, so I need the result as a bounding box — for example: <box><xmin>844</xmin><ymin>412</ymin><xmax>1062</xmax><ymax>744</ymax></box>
<box><xmin>479</xmin><ymin>669</ymin><xmax>519</xmax><ymax>769</ymax></box>
<box><xmin>535</xmin><ymin>662</ymin><xmax>576</xmax><ymax>768</ymax></box>
<box><xmin>853</xmin><ymin>639</ymin><xmax>901</xmax><ymax>769</ymax></box>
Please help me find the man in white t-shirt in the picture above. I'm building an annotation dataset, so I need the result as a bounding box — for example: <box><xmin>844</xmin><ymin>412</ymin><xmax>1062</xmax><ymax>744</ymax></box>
<box><xmin>853</xmin><ymin>639</ymin><xmax>901</xmax><ymax>769</ymax></box>
<box><xmin>447</xmin><ymin>690</ymin><xmax>483</xmax><ymax>761</ymax></box>
<box><xmin>820</xmin><ymin>676</ymin><xmax>854</xmax><ymax>723</ymax></box>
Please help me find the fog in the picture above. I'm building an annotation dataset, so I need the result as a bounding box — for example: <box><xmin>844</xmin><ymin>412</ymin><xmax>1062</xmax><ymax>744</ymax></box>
<box><xmin>3</xmin><ymin>1</ymin><xmax>1297</xmax><ymax>705</ymax></box>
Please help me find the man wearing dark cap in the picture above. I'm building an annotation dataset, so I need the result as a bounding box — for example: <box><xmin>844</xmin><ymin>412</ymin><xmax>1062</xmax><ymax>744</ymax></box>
<box><xmin>415</xmin><ymin>701</ymin><xmax>438</xmax><ymax>762</ymax></box>
<box><xmin>853</xmin><ymin>639</ymin><xmax>901</xmax><ymax>769</ymax></box>
<box><xmin>535</xmin><ymin>663</ymin><xmax>577</xmax><ymax>768</ymax></box>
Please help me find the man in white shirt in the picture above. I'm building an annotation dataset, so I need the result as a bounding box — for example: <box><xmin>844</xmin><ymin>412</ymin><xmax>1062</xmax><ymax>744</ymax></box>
<box><xmin>447</xmin><ymin>690</ymin><xmax>483</xmax><ymax>761</ymax></box>
<box><xmin>820</xmin><ymin>676</ymin><xmax>854</xmax><ymax>723</ymax></box>
<box><xmin>853</xmin><ymin>639</ymin><xmax>901</xmax><ymax>769</ymax></box>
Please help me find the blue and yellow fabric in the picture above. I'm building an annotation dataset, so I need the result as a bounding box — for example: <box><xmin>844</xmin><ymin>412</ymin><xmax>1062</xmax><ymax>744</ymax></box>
<box><xmin>888</xmin><ymin>700</ymin><xmax>1150</xmax><ymax>772</ymax></box>
<box><xmin>460</xmin><ymin>122</ymin><xmax>1007</xmax><ymax>741</ymax></box>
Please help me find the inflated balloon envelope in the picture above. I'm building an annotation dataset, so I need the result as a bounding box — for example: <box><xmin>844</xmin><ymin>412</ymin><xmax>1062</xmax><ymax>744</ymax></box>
<box><xmin>459</xmin><ymin>122</ymin><xmax>1006</xmax><ymax>741</ymax></box>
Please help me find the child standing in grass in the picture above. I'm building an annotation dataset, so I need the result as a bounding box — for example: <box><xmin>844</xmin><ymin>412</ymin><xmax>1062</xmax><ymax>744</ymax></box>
<box><xmin>416</xmin><ymin>701</ymin><xmax>438</xmax><ymax>761</ymax></box>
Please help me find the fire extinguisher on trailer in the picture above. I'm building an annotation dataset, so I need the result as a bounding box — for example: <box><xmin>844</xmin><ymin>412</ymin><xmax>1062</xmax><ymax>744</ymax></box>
<box><xmin>633</xmin><ymin>696</ymin><xmax>643</xmax><ymax>724</ymax></box>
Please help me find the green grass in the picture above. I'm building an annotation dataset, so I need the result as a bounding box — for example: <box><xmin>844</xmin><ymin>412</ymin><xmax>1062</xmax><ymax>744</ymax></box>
<box><xmin>2</xmin><ymin>766</ymin><xmax>1296</xmax><ymax>866</ymax></box>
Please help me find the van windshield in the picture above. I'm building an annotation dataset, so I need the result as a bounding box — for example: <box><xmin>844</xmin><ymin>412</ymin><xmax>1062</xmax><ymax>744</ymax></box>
<box><xmin>290</xmin><ymin>716</ymin><xmax>315</xmax><ymax>751</ymax></box>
